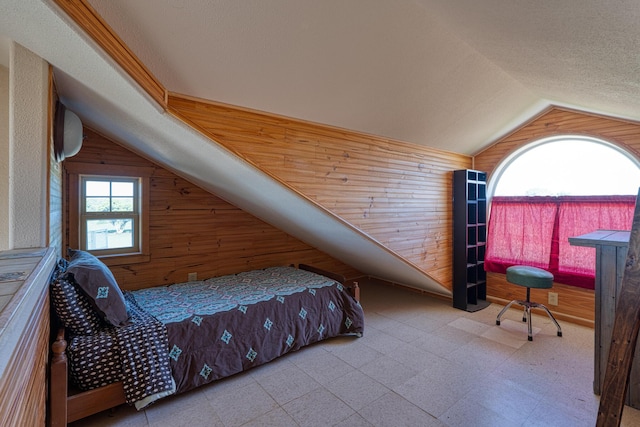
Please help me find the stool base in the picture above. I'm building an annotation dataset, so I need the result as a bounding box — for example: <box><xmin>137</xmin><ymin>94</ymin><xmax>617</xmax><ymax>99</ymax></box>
<box><xmin>496</xmin><ymin>298</ymin><xmax>562</xmax><ymax>341</ymax></box>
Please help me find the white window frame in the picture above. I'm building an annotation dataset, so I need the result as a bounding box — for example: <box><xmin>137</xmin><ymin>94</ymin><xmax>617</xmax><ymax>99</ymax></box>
<box><xmin>80</xmin><ymin>175</ymin><xmax>141</xmax><ymax>256</ymax></box>
<box><xmin>487</xmin><ymin>135</ymin><xmax>640</xmax><ymax>199</ymax></box>
<box><xmin>65</xmin><ymin>163</ymin><xmax>152</xmax><ymax>266</ymax></box>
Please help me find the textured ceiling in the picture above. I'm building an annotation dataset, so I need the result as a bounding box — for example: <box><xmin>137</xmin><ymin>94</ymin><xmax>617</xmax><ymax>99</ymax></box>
<box><xmin>2</xmin><ymin>0</ymin><xmax>640</xmax><ymax>293</ymax></box>
<box><xmin>420</xmin><ymin>0</ymin><xmax>640</xmax><ymax>126</ymax></box>
<box><xmin>2</xmin><ymin>1</ymin><xmax>640</xmax><ymax>154</ymax></box>
<box><xmin>0</xmin><ymin>36</ymin><xmax>9</xmax><ymax>67</ymax></box>
<box><xmin>82</xmin><ymin>0</ymin><xmax>640</xmax><ymax>155</ymax></box>
<box><xmin>85</xmin><ymin>0</ymin><xmax>542</xmax><ymax>155</ymax></box>
<box><xmin>0</xmin><ymin>0</ymin><xmax>453</xmax><ymax>294</ymax></box>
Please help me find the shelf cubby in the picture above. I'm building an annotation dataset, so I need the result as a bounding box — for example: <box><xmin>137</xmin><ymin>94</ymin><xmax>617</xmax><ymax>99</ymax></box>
<box><xmin>453</xmin><ymin>169</ymin><xmax>489</xmax><ymax>312</ymax></box>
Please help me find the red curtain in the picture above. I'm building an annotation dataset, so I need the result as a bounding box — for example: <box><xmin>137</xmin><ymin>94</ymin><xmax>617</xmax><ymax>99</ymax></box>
<box><xmin>485</xmin><ymin>197</ymin><xmax>557</xmax><ymax>271</ymax></box>
<box><xmin>556</xmin><ymin>196</ymin><xmax>635</xmax><ymax>278</ymax></box>
<box><xmin>485</xmin><ymin>195</ymin><xmax>635</xmax><ymax>289</ymax></box>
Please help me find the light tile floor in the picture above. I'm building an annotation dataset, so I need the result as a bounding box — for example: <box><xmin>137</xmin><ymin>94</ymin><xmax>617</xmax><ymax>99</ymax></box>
<box><xmin>70</xmin><ymin>281</ymin><xmax>640</xmax><ymax>426</ymax></box>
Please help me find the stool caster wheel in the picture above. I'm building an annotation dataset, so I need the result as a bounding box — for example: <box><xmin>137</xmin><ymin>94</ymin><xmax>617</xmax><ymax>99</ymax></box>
<box><xmin>557</xmin><ymin>332</ymin><xmax>562</xmax><ymax>337</ymax></box>
<box><xmin>522</xmin><ymin>316</ymin><xmax>527</xmax><ymax>323</ymax></box>
<box><xmin>528</xmin><ymin>336</ymin><xmax>533</xmax><ymax>341</ymax></box>
<box><xmin>496</xmin><ymin>320</ymin><xmax>500</xmax><ymax>326</ymax></box>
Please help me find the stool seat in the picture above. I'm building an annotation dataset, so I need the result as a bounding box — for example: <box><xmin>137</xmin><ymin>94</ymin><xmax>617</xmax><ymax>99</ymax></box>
<box><xmin>506</xmin><ymin>265</ymin><xmax>554</xmax><ymax>289</ymax></box>
<box><xmin>497</xmin><ymin>265</ymin><xmax>562</xmax><ymax>341</ymax></box>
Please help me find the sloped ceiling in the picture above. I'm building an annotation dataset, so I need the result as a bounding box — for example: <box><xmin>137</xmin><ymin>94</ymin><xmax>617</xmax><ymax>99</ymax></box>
<box><xmin>85</xmin><ymin>0</ymin><xmax>543</xmax><ymax>155</ymax></box>
<box><xmin>419</xmin><ymin>0</ymin><xmax>640</xmax><ymax>126</ymax></box>
<box><xmin>83</xmin><ymin>0</ymin><xmax>640</xmax><ymax>154</ymax></box>
<box><xmin>2</xmin><ymin>0</ymin><xmax>640</xmax><ymax>295</ymax></box>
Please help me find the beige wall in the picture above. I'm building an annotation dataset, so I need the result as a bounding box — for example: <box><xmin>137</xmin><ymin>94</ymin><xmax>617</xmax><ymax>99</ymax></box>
<box><xmin>8</xmin><ymin>42</ymin><xmax>49</xmax><ymax>249</ymax></box>
<box><xmin>0</xmin><ymin>65</ymin><xmax>8</xmax><ymax>250</ymax></box>
<box><xmin>0</xmin><ymin>43</ymin><xmax>55</xmax><ymax>427</ymax></box>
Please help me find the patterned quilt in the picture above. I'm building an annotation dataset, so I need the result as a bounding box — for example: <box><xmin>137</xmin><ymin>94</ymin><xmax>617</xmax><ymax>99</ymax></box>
<box><xmin>130</xmin><ymin>266</ymin><xmax>365</xmax><ymax>394</ymax></box>
<box><xmin>68</xmin><ymin>293</ymin><xmax>175</xmax><ymax>407</ymax></box>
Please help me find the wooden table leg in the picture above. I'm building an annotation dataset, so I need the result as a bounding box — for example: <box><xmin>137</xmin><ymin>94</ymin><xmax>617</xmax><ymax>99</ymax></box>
<box><xmin>597</xmin><ymin>190</ymin><xmax>640</xmax><ymax>427</ymax></box>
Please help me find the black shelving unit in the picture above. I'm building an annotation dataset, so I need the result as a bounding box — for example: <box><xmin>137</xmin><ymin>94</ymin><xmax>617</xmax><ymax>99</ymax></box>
<box><xmin>453</xmin><ymin>169</ymin><xmax>490</xmax><ymax>312</ymax></box>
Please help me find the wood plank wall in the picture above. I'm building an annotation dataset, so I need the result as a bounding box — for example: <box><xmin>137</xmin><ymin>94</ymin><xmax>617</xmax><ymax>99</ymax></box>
<box><xmin>50</xmin><ymin>76</ymin><xmax>63</xmax><ymax>255</ymax></box>
<box><xmin>475</xmin><ymin>107</ymin><xmax>640</xmax><ymax>325</ymax></box>
<box><xmin>51</xmin><ymin>0</ymin><xmax>470</xmax><ymax>292</ymax></box>
<box><xmin>63</xmin><ymin>128</ymin><xmax>361</xmax><ymax>290</ymax></box>
<box><xmin>0</xmin><ymin>288</ymin><xmax>50</xmax><ymax>427</ymax></box>
<box><xmin>167</xmin><ymin>95</ymin><xmax>471</xmax><ymax>289</ymax></box>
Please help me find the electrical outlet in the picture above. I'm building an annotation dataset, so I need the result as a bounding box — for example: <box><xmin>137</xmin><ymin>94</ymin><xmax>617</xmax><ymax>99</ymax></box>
<box><xmin>188</xmin><ymin>272</ymin><xmax>198</xmax><ymax>281</ymax></box>
<box><xmin>548</xmin><ymin>292</ymin><xmax>558</xmax><ymax>306</ymax></box>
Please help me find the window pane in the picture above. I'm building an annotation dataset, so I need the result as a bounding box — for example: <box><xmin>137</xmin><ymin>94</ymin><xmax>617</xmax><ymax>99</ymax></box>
<box><xmin>494</xmin><ymin>139</ymin><xmax>640</xmax><ymax>196</ymax></box>
<box><xmin>86</xmin><ymin>219</ymin><xmax>133</xmax><ymax>250</ymax></box>
<box><xmin>112</xmin><ymin>197</ymin><xmax>134</xmax><ymax>212</ymax></box>
<box><xmin>112</xmin><ymin>181</ymin><xmax>134</xmax><ymax>197</ymax></box>
<box><xmin>86</xmin><ymin>181</ymin><xmax>111</xmax><ymax>197</ymax></box>
<box><xmin>86</xmin><ymin>197</ymin><xmax>111</xmax><ymax>212</ymax></box>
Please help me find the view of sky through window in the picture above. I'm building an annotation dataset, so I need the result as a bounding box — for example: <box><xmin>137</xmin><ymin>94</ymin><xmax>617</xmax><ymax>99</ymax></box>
<box><xmin>493</xmin><ymin>139</ymin><xmax>640</xmax><ymax>196</ymax></box>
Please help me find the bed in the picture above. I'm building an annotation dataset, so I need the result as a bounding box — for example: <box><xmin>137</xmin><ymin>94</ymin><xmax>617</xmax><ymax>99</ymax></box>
<box><xmin>48</xmin><ymin>250</ymin><xmax>363</xmax><ymax>426</ymax></box>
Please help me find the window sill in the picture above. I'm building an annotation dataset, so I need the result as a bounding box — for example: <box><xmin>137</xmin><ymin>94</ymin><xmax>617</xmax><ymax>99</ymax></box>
<box><xmin>97</xmin><ymin>253</ymin><xmax>150</xmax><ymax>267</ymax></box>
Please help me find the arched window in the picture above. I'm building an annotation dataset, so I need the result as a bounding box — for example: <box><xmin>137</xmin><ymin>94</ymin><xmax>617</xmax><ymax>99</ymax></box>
<box><xmin>489</xmin><ymin>136</ymin><xmax>640</xmax><ymax>197</ymax></box>
<box><xmin>485</xmin><ymin>136</ymin><xmax>640</xmax><ymax>289</ymax></box>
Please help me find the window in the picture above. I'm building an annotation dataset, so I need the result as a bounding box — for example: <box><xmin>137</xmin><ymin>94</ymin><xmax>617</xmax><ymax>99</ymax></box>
<box><xmin>489</xmin><ymin>136</ymin><xmax>640</xmax><ymax>197</ymax></box>
<box><xmin>81</xmin><ymin>176</ymin><xmax>140</xmax><ymax>255</ymax></box>
<box><xmin>65</xmin><ymin>163</ymin><xmax>152</xmax><ymax>265</ymax></box>
<box><xmin>485</xmin><ymin>136</ymin><xmax>640</xmax><ymax>289</ymax></box>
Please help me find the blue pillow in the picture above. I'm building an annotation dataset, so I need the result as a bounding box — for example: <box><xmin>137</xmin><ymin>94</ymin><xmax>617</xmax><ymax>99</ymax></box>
<box><xmin>66</xmin><ymin>249</ymin><xmax>129</xmax><ymax>326</ymax></box>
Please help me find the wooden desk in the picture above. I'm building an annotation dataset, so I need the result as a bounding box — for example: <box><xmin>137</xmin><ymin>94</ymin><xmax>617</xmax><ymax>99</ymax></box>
<box><xmin>568</xmin><ymin>230</ymin><xmax>640</xmax><ymax>409</ymax></box>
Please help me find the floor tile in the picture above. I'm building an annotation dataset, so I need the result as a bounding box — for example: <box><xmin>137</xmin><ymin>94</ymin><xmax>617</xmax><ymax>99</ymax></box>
<box><xmin>387</xmin><ymin>341</ymin><xmax>450</xmax><ymax>372</ymax></box>
<box><xmin>358</xmin><ymin>327</ymin><xmax>406</xmax><ymax>355</ymax></box>
<box><xmin>322</xmin><ymin>337</ymin><xmax>382</xmax><ymax>368</ymax></box>
<box><xmin>281</xmin><ymin>388</ymin><xmax>354</xmax><ymax>427</ymax></box>
<box><xmin>358</xmin><ymin>392</ymin><xmax>444</xmax><ymax>427</ymax></box>
<box><xmin>325</xmin><ymin>369</ymin><xmax>390</xmax><ymax>410</ymax></box>
<box><xmin>205</xmin><ymin>382</ymin><xmax>278</xmax><ymax>427</ymax></box>
<box><xmin>333</xmin><ymin>413</ymin><xmax>375</xmax><ymax>427</ymax></box>
<box><xmin>241</xmin><ymin>407</ymin><xmax>299</xmax><ymax>427</ymax></box>
<box><xmin>393</xmin><ymin>371</ymin><xmax>469</xmax><ymax>418</ymax></box>
<box><xmin>148</xmin><ymin>402</ymin><xmax>223</xmax><ymax>427</ymax></box>
<box><xmin>464</xmin><ymin>375</ymin><xmax>542</xmax><ymax>424</ymax></box>
<box><xmin>439</xmin><ymin>396</ymin><xmax>520</xmax><ymax>427</ymax></box>
<box><xmin>256</xmin><ymin>364</ymin><xmax>321</xmax><ymax>405</ymax></box>
<box><xmin>289</xmin><ymin>346</ymin><xmax>355</xmax><ymax>385</ymax></box>
<box><xmin>69</xmin><ymin>404</ymin><xmax>148</xmax><ymax>427</ymax></box>
<box><xmin>482</xmin><ymin>318</ymin><xmax>540</xmax><ymax>348</ymax></box>
<box><xmin>66</xmin><ymin>279</ymin><xmax>640</xmax><ymax>427</ymax></box>
<box><xmin>144</xmin><ymin>387</ymin><xmax>210</xmax><ymax>425</ymax></box>
<box><xmin>448</xmin><ymin>317</ymin><xmax>493</xmax><ymax>336</ymax></box>
<box><xmin>359</xmin><ymin>355</ymin><xmax>420</xmax><ymax>389</ymax></box>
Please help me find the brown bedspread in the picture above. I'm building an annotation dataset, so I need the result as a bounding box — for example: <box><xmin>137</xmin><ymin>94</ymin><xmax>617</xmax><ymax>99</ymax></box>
<box><xmin>130</xmin><ymin>266</ymin><xmax>364</xmax><ymax>394</ymax></box>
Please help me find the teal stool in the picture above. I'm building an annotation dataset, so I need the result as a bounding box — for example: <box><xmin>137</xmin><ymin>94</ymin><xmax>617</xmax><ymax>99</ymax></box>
<box><xmin>496</xmin><ymin>265</ymin><xmax>562</xmax><ymax>341</ymax></box>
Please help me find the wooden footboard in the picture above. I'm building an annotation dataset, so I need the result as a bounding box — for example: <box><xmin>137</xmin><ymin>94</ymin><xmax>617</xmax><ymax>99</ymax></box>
<box><xmin>298</xmin><ymin>264</ymin><xmax>360</xmax><ymax>301</ymax></box>
<box><xmin>49</xmin><ymin>328</ymin><xmax>126</xmax><ymax>426</ymax></box>
<box><xmin>49</xmin><ymin>328</ymin><xmax>67</xmax><ymax>426</ymax></box>
<box><xmin>348</xmin><ymin>282</ymin><xmax>360</xmax><ymax>302</ymax></box>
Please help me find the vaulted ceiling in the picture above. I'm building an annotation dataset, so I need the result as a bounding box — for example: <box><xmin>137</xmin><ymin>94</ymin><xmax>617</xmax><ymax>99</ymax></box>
<box><xmin>84</xmin><ymin>0</ymin><xmax>640</xmax><ymax>155</ymax></box>
<box><xmin>2</xmin><ymin>0</ymin><xmax>639</xmax><ymax>294</ymax></box>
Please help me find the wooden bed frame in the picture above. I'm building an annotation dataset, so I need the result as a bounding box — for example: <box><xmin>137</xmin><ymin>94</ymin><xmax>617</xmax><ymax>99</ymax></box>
<box><xmin>48</xmin><ymin>265</ymin><xmax>359</xmax><ymax>426</ymax></box>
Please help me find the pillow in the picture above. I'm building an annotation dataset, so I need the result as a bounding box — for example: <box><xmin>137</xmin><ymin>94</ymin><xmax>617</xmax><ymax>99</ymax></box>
<box><xmin>66</xmin><ymin>249</ymin><xmax>129</xmax><ymax>326</ymax></box>
<box><xmin>50</xmin><ymin>273</ymin><xmax>105</xmax><ymax>336</ymax></box>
